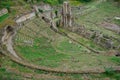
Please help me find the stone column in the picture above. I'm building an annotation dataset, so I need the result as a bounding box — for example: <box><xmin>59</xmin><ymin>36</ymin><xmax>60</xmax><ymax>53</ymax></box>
<box><xmin>61</xmin><ymin>1</ymin><xmax>72</xmax><ymax>27</ymax></box>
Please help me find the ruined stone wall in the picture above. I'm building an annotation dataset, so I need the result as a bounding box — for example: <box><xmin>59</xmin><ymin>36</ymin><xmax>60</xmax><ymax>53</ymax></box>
<box><xmin>15</xmin><ymin>12</ymin><xmax>36</xmax><ymax>24</ymax></box>
<box><xmin>33</xmin><ymin>4</ymin><xmax>54</xmax><ymax>19</ymax></box>
<box><xmin>33</xmin><ymin>4</ymin><xmax>58</xmax><ymax>31</ymax></box>
<box><xmin>68</xmin><ymin>23</ymin><xmax>120</xmax><ymax>50</ymax></box>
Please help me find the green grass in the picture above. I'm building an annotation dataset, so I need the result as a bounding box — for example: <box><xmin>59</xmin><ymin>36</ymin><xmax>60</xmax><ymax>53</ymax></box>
<box><xmin>61</xmin><ymin>27</ymin><xmax>107</xmax><ymax>52</ymax></box>
<box><xmin>78</xmin><ymin>35</ymin><xmax>106</xmax><ymax>51</ymax></box>
<box><xmin>0</xmin><ymin>14</ymin><xmax>9</xmax><ymax>23</ymax></box>
<box><xmin>0</xmin><ymin>57</ymin><xmax>35</xmax><ymax>80</ymax></box>
<box><xmin>0</xmin><ymin>1</ymin><xmax>14</xmax><ymax>9</ymax></box>
<box><xmin>76</xmin><ymin>1</ymin><xmax>120</xmax><ymax>49</ymax></box>
<box><xmin>0</xmin><ymin>0</ymin><xmax>27</xmax><ymax>9</ymax></box>
<box><xmin>1</xmin><ymin>58</ymin><xmax>120</xmax><ymax>80</ymax></box>
<box><xmin>77</xmin><ymin>1</ymin><xmax>120</xmax><ymax>37</ymax></box>
<box><xmin>113</xmin><ymin>19</ymin><xmax>120</xmax><ymax>25</ymax></box>
<box><xmin>15</xmin><ymin>46</ymin><xmax>67</xmax><ymax>67</ymax></box>
<box><xmin>69</xmin><ymin>0</ymin><xmax>82</xmax><ymax>6</ymax></box>
<box><xmin>15</xmin><ymin>36</ymin><xmax>117</xmax><ymax>69</ymax></box>
<box><xmin>0</xmin><ymin>71</ymin><xmax>24</xmax><ymax>80</ymax></box>
<box><xmin>72</xmin><ymin>33</ymin><xmax>106</xmax><ymax>51</ymax></box>
<box><xmin>57</xmin><ymin>39</ymin><xmax>88</xmax><ymax>53</ymax></box>
<box><xmin>110</xmin><ymin>56</ymin><xmax>120</xmax><ymax>65</ymax></box>
<box><xmin>15</xmin><ymin>37</ymin><xmax>68</xmax><ymax>68</ymax></box>
<box><xmin>0</xmin><ymin>64</ymin><xmax>25</xmax><ymax>80</ymax></box>
<box><xmin>14</xmin><ymin>16</ymin><xmax>118</xmax><ymax>70</ymax></box>
<box><xmin>11</xmin><ymin>1</ymin><xmax>120</xmax><ymax>77</ymax></box>
<box><xmin>1</xmin><ymin>1</ymin><xmax>120</xmax><ymax>79</ymax></box>
<box><xmin>60</xmin><ymin>28</ymin><xmax>106</xmax><ymax>51</ymax></box>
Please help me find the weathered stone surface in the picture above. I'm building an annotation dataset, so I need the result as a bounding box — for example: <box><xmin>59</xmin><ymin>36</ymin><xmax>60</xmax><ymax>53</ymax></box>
<box><xmin>100</xmin><ymin>22</ymin><xmax>120</xmax><ymax>34</ymax></box>
<box><xmin>0</xmin><ymin>8</ymin><xmax>8</xmax><ymax>17</ymax></box>
<box><xmin>15</xmin><ymin>12</ymin><xmax>36</xmax><ymax>24</ymax></box>
<box><xmin>61</xmin><ymin>2</ymin><xmax>72</xmax><ymax>27</ymax></box>
<box><xmin>1</xmin><ymin>25</ymin><xmax>20</xmax><ymax>59</ymax></box>
<box><xmin>33</xmin><ymin>4</ymin><xmax>53</xmax><ymax>19</ymax></box>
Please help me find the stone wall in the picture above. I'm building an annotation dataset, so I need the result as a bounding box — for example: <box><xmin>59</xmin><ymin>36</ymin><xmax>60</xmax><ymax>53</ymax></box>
<box><xmin>15</xmin><ymin>12</ymin><xmax>36</xmax><ymax>24</ymax></box>
<box><xmin>33</xmin><ymin>4</ymin><xmax>58</xmax><ymax>31</ymax></box>
<box><xmin>33</xmin><ymin>4</ymin><xmax>54</xmax><ymax>19</ymax></box>
<box><xmin>0</xmin><ymin>8</ymin><xmax>8</xmax><ymax>17</ymax></box>
<box><xmin>68</xmin><ymin>23</ymin><xmax>120</xmax><ymax>50</ymax></box>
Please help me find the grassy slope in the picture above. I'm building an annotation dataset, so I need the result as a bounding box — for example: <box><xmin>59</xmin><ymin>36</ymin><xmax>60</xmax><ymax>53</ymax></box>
<box><xmin>0</xmin><ymin>55</ymin><xmax>120</xmax><ymax>80</ymax></box>
<box><xmin>14</xmin><ymin>18</ymin><xmax>118</xmax><ymax>71</ymax></box>
<box><xmin>0</xmin><ymin>0</ymin><xmax>26</xmax><ymax>8</ymax></box>
<box><xmin>77</xmin><ymin>1</ymin><xmax>120</xmax><ymax>38</ymax></box>
<box><xmin>0</xmin><ymin>0</ymin><xmax>30</xmax><ymax>29</ymax></box>
<box><xmin>1</xmin><ymin>0</ymin><xmax>120</xmax><ymax>80</ymax></box>
<box><xmin>14</xmin><ymin>18</ymin><xmax>90</xmax><ymax>68</ymax></box>
<box><xmin>0</xmin><ymin>14</ymin><xmax>9</xmax><ymax>23</ymax></box>
<box><xmin>13</xmin><ymin>1</ymin><xmax>120</xmax><ymax>79</ymax></box>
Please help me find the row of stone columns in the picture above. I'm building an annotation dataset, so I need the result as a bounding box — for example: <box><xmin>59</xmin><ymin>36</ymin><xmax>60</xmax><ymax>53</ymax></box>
<box><xmin>61</xmin><ymin>2</ymin><xmax>72</xmax><ymax>27</ymax></box>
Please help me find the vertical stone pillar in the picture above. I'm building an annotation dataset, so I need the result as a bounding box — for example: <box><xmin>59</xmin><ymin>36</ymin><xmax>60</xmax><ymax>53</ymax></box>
<box><xmin>61</xmin><ymin>1</ymin><xmax>72</xmax><ymax>27</ymax></box>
